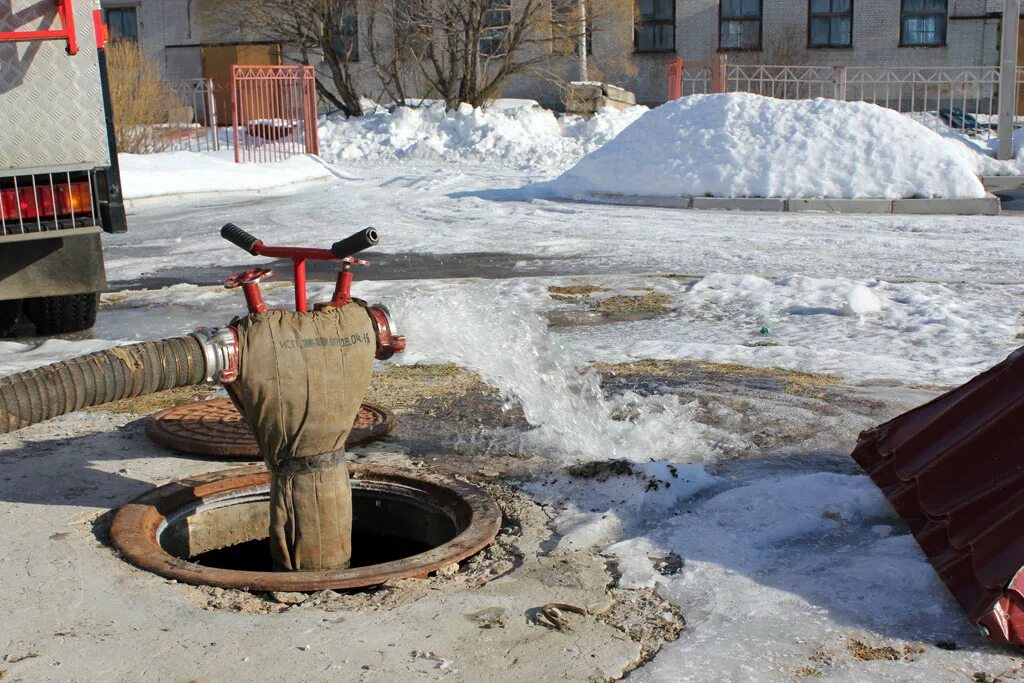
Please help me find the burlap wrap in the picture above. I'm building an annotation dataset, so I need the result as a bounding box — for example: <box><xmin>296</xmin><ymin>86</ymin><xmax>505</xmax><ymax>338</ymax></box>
<box><xmin>226</xmin><ymin>305</ymin><xmax>375</xmax><ymax>571</ymax></box>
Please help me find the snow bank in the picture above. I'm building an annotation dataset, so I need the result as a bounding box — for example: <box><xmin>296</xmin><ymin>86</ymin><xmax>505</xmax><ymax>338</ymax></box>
<box><xmin>906</xmin><ymin>112</ymin><xmax>1023</xmax><ymax>177</ymax></box>
<box><xmin>119</xmin><ymin>151</ymin><xmax>334</xmax><ymax>200</ymax></box>
<box><xmin>317</xmin><ymin>100</ymin><xmax>647</xmax><ymax>172</ymax></box>
<box><xmin>546</xmin><ymin>93</ymin><xmax>987</xmax><ymax>199</ymax></box>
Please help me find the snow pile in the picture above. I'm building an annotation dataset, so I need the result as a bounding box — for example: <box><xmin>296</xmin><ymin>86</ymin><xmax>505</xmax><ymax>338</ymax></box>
<box><xmin>119</xmin><ymin>151</ymin><xmax>334</xmax><ymax>200</ymax></box>
<box><xmin>546</xmin><ymin>93</ymin><xmax>987</xmax><ymax>199</ymax></box>
<box><xmin>317</xmin><ymin>100</ymin><xmax>647</xmax><ymax>172</ymax></box>
<box><xmin>906</xmin><ymin>112</ymin><xmax>1023</xmax><ymax>176</ymax></box>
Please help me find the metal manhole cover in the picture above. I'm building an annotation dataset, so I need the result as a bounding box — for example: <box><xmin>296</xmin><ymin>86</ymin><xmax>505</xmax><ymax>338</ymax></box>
<box><xmin>145</xmin><ymin>398</ymin><xmax>395</xmax><ymax>458</ymax></box>
<box><xmin>109</xmin><ymin>464</ymin><xmax>502</xmax><ymax>591</ymax></box>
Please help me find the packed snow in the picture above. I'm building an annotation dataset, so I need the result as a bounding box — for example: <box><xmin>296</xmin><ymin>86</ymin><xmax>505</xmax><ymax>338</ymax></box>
<box><xmin>119</xmin><ymin>151</ymin><xmax>334</xmax><ymax>201</ymax></box>
<box><xmin>545</xmin><ymin>93</ymin><xmax>987</xmax><ymax>200</ymax></box>
<box><xmin>317</xmin><ymin>100</ymin><xmax>647</xmax><ymax>172</ymax></box>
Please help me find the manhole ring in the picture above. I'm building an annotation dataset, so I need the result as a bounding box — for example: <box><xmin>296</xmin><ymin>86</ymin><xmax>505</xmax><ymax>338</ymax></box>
<box><xmin>109</xmin><ymin>464</ymin><xmax>503</xmax><ymax>592</ymax></box>
<box><xmin>145</xmin><ymin>398</ymin><xmax>395</xmax><ymax>458</ymax></box>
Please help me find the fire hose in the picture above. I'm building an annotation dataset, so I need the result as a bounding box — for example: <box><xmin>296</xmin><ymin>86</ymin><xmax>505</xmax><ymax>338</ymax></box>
<box><xmin>2</xmin><ymin>224</ymin><xmax>406</xmax><ymax>571</ymax></box>
<box><xmin>0</xmin><ymin>223</ymin><xmax>405</xmax><ymax>433</ymax></box>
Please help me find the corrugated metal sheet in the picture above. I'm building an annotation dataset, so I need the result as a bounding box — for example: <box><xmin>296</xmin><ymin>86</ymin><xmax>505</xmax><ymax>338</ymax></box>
<box><xmin>851</xmin><ymin>347</ymin><xmax>1024</xmax><ymax>645</ymax></box>
<box><xmin>0</xmin><ymin>0</ymin><xmax>109</xmax><ymax>171</ymax></box>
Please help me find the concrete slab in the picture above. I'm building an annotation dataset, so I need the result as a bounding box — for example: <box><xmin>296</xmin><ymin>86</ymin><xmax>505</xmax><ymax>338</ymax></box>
<box><xmin>786</xmin><ymin>198</ymin><xmax>893</xmax><ymax>214</ymax></box>
<box><xmin>892</xmin><ymin>194</ymin><xmax>1001</xmax><ymax>216</ymax></box>
<box><xmin>587</xmin><ymin>193</ymin><xmax>691</xmax><ymax>209</ymax></box>
<box><xmin>982</xmin><ymin>175</ymin><xmax>1024</xmax><ymax>192</ymax></box>
<box><xmin>692</xmin><ymin>197</ymin><xmax>786</xmax><ymax>212</ymax></box>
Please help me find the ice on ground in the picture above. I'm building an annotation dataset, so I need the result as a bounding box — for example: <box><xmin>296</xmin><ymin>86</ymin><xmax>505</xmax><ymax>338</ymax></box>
<box><xmin>530</xmin><ymin>460</ymin><xmax>1001</xmax><ymax>681</ymax></box>
<box><xmin>119</xmin><ymin>151</ymin><xmax>334</xmax><ymax>200</ymax></box>
<box><xmin>317</xmin><ymin>100</ymin><xmax>647</xmax><ymax>173</ymax></box>
<box><xmin>545</xmin><ymin>93</ymin><xmax>987</xmax><ymax>200</ymax></box>
<box><xmin>563</xmin><ymin>273</ymin><xmax>1024</xmax><ymax>386</ymax></box>
<box><xmin>527</xmin><ymin>462</ymin><xmax>719</xmax><ymax>553</ymax></box>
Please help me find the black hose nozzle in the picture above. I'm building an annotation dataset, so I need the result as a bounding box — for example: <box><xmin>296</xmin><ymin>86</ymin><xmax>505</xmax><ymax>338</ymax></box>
<box><xmin>331</xmin><ymin>228</ymin><xmax>378</xmax><ymax>260</ymax></box>
<box><xmin>221</xmin><ymin>223</ymin><xmax>262</xmax><ymax>254</ymax></box>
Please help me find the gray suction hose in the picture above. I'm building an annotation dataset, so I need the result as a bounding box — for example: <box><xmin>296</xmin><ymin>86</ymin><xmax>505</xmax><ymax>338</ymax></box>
<box><xmin>0</xmin><ymin>335</ymin><xmax>209</xmax><ymax>434</ymax></box>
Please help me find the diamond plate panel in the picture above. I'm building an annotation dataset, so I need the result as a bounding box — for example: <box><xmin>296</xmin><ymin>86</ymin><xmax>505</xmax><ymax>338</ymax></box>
<box><xmin>0</xmin><ymin>0</ymin><xmax>109</xmax><ymax>171</ymax></box>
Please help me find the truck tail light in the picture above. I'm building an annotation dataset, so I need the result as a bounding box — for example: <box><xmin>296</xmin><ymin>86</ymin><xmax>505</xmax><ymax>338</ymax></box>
<box><xmin>0</xmin><ymin>181</ymin><xmax>92</xmax><ymax>222</ymax></box>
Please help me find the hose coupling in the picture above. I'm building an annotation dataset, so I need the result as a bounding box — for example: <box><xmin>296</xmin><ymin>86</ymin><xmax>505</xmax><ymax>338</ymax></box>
<box><xmin>366</xmin><ymin>304</ymin><xmax>406</xmax><ymax>360</ymax></box>
<box><xmin>191</xmin><ymin>326</ymin><xmax>240</xmax><ymax>384</ymax></box>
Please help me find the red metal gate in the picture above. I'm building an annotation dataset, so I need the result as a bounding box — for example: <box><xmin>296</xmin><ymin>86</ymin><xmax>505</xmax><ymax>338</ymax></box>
<box><xmin>231</xmin><ymin>65</ymin><xmax>319</xmax><ymax>163</ymax></box>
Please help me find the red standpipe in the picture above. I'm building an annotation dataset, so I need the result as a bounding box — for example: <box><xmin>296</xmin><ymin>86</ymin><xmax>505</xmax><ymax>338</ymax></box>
<box><xmin>246</xmin><ymin>242</ymin><xmax>338</xmax><ymax>312</ymax></box>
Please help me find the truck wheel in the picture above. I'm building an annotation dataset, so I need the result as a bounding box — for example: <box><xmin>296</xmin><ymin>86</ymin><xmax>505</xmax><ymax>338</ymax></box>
<box><xmin>0</xmin><ymin>299</ymin><xmax>20</xmax><ymax>337</ymax></box>
<box><xmin>24</xmin><ymin>293</ymin><xmax>99</xmax><ymax>335</ymax></box>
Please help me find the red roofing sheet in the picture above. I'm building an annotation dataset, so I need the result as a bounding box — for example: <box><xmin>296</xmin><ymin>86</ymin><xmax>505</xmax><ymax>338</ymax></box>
<box><xmin>851</xmin><ymin>347</ymin><xmax>1024</xmax><ymax>645</ymax></box>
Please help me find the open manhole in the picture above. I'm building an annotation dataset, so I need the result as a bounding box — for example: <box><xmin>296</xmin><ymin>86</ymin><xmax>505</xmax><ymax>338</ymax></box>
<box><xmin>145</xmin><ymin>398</ymin><xmax>395</xmax><ymax>458</ymax></box>
<box><xmin>109</xmin><ymin>464</ymin><xmax>502</xmax><ymax>592</ymax></box>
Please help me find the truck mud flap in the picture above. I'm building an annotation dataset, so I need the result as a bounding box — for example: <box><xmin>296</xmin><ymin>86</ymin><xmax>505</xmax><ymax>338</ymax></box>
<box><xmin>0</xmin><ymin>232</ymin><xmax>106</xmax><ymax>300</ymax></box>
<box><xmin>851</xmin><ymin>346</ymin><xmax>1024</xmax><ymax>645</ymax></box>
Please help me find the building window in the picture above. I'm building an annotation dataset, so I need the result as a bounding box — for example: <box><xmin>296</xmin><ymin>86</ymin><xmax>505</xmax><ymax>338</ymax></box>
<box><xmin>105</xmin><ymin>7</ymin><xmax>138</xmax><ymax>42</ymax></box>
<box><xmin>552</xmin><ymin>0</ymin><xmax>593</xmax><ymax>56</ymax></box>
<box><xmin>719</xmin><ymin>0</ymin><xmax>762</xmax><ymax>51</ymax></box>
<box><xmin>331</xmin><ymin>1</ymin><xmax>359</xmax><ymax>61</ymax></box>
<box><xmin>635</xmin><ymin>0</ymin><xmax>674</xmax><ymax>53</ymax></box>
<box><xmin>480</xmin><ymin>0</ymin><xmax>512</xmax><ymax>56</ymax></box>
<box><xmin>900</xmin><ymin>0</ymin><xmax>947</xmax><ymax>46</ymax></box>
<box><xmin>808</xmin><ymin>0</ymin><xmax>852</xmax><ymax>48</ymax></box>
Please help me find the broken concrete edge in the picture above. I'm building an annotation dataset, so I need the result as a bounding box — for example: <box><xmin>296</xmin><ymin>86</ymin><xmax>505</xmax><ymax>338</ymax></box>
<box><xmin>584</xmin><ymin>192</ymin><xmax>1001</xmax><ymax>215</ymax></box>
<box><xmin>564</xmin><ymin>82</ymin><xmax>637</xmax><ymax>115</ymax></box>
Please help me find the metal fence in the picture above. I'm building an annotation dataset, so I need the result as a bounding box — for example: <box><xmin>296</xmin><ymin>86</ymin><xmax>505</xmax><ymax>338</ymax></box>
<box><xmin>138</xmin><ymin>78</ymin><xmax>226</xmax><ymax>153</ymax></box>
<box><xmin>674</xmin><ymin>58</ymin><xmax>1019</xmax><ymax>142</ymax></box>
<box><xmin>231</xmin><ymin>65</ymin><xmax>319</xmax><ymax>163</ymax></box>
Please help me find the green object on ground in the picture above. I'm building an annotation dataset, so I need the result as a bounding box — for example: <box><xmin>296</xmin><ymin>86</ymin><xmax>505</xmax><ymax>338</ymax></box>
<box><xmin>760</xmin><ymin>326</ymin><xmax>771</xmax><ymax>335</ymax></box>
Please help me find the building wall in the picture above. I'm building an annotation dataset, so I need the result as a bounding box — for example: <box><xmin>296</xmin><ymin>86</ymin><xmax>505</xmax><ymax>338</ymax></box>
<box><xmin>110</xmin><ymin>0</ymin><xmax>1003</xmax><ymax>108</ymax></box>
<box><xmin>99</xmin><ymin>0</ymin><xmax>268</xmax><ymax>81</ymax></box>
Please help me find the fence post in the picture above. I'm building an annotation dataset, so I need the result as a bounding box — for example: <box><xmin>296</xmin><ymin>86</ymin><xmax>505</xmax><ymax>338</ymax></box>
<box><xmin>997</xmin><ymin>0</ymin><xmax>1020</xmax><ymax>160</ymax></box>
<box><xmin>667</xmin><ymin>56</ymin><xmax>683</xmax><ymax>100</ymax></box>
<box><xmin>831</xmin><ymin>66</ymin><xmax>847</xmax><ymax>100</ymax></box>
<box><xmin>711</xmin><ymin>53</ymin><xmax>728</xmax><ymax>94</ymax></box>
<box><xmin>231</xmin><ymin>67</ymin><xmax>240</xmax><ymax>164</ymax></box>
<box><xmin>305</xmin><ymin>66</ymin><xmax>320</xmax><ymax>156</ymax></box>
<box><xmin>205</xmin><ymin>77</ymin><xmax>219</xmax><ymax>152</ymax></box>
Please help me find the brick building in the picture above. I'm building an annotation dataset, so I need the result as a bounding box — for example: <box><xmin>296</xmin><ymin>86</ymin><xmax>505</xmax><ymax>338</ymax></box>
<box><xmin>100</xmin><ymin>0</ymin><xmax>1007</xmax><ymax>107</ymax></box>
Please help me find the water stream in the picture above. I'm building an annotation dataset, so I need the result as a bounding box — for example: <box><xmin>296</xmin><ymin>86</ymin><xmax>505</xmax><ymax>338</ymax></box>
<box><xmin>391</xmin><ymin>281</ymin><xmax>714</xmax><ymax>463</ymax></box>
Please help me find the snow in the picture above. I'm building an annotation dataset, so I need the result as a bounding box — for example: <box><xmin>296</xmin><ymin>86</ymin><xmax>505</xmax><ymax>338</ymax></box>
<box><xmin>845</xmin><ymin>284</ymin><xmax>882</xmax><ymax>315</ymax></box>
<box><xmin>317</xmin><ymin>100</ymin><xmax>647</xmax><ymax>172</ymax></box>
<box><xmin>545</xmin><ymin>94</ymin><xmax>987</xmax><ymax>200</ymax></box>
<box><xmin>119</xmin><ymin>151</ymin><xmax>334</xmax><ymax>200</ymax></box>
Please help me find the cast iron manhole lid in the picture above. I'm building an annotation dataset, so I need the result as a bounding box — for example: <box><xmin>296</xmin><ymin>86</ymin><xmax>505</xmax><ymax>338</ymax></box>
<box><xmin>145</xmin><ymin>398</ymin><xmax>395</xmax><ymax>458</ymax></box>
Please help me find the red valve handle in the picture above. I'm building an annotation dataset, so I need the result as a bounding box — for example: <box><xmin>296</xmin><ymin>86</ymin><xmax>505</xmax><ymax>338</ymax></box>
<box><xmin>224</xmin><ymin>268</ymin><xmax>273</xmax><ymax>288</ymax></box>
<box><xmin>225</xmin><ymin>268</ymin><xmax>273</xmax><ymax>314</ymax></box>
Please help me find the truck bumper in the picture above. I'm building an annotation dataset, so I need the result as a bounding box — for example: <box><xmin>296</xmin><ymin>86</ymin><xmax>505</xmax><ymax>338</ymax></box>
<box><xmin>0</xmin><ymin>231</ymin><xmax>107</xmax><ymax>301</ymax></box>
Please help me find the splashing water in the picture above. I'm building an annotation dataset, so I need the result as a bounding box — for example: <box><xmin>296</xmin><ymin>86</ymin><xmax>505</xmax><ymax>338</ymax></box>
<box><xmin>389</xmin><ymin>281</ymin><xmax>716</xmax><ymax>464</ymax></box>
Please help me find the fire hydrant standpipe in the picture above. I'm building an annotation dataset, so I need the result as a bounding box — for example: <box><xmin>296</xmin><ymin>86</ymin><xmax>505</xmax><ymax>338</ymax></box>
<box><xmin>217</xmin><ymin>223</ymin><xmax>406</xmax><ymax>572</ymax></box>
<box><xmin>0</xmin><ymin>224</ymin><xmax>407</xmax><ymax>574</ymax></box>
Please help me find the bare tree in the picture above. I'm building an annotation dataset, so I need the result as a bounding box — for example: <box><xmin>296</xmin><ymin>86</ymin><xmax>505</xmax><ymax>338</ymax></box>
<box><xmin>228</xmin><ymin>0</ymin><xmax>364</xmax><ymax>117</ymax></box>
<box><xmin>365</xmin><ymin>0</ymin><xmax>629</xmax><ymax>111</ymax></box>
